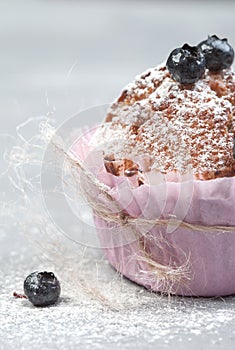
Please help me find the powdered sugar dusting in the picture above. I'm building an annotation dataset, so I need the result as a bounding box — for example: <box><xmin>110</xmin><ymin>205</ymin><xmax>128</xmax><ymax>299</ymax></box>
<box><xmin>93</xmin><ymin>64</ymin><xmax>235</xmax><ymax>180</ymax></box>
<box><xmin>2</xmin><ymin>244</ymin><xmax>235</xmax><ymax>350</ymax></box>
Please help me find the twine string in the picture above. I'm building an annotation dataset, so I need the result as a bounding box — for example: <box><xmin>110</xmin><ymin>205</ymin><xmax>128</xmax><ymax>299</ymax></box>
<box><xmin>52</xmin><ymin>138</ymin><xmax>235</xmax><ymax>294</ymax></box>
<box><xmin>68</xmin><ymin>150</ymin><xmax>235</xmax><ymax>233</ymax></box>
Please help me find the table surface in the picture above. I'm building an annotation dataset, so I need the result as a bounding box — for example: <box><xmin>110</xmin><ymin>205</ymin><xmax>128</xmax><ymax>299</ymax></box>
<box><xmin>1</xmin><ymin>1</ymin><xmax>235</xmax><ymax>349</ymax></box>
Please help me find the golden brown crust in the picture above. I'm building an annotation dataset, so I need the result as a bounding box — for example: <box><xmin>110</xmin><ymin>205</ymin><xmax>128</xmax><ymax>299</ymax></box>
<box><xmin>95</xmin><ymin>64</ymin><xmax>235</xmax><ymax>180</ymax></box>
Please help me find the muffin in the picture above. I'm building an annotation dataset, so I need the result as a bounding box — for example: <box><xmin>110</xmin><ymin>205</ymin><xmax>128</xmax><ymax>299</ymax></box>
<box><xmin>73</xmin><ymin>35</ymin><xmax>235</xmax><ymax>296</ymax></box>
<box><xmin>92</xmin><ymin>40</ymin><xmax>235</xmax><ymax>182</ymax></box>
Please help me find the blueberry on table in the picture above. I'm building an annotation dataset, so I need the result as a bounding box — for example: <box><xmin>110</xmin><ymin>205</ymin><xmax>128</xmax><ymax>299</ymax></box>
<box><xmin>24</xmin><ymin>271</ymin><xmax>61</xmax><ymax>307</ymax></box>
<box><xmin>166</xmin><ymin>44</ymin><xmax>206</xmax><ymax>85</ymax></box>
<box><xmin>198</xmin><ymin>35</ymin><xmax>234</xmax><ymax>71</ymax></box>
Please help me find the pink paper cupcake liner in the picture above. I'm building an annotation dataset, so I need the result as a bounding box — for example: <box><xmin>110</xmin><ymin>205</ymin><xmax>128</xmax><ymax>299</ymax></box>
<box><xmin>71</xmin><ymin>127</ymin><xmax>235</xmax><ymax>297</ymax></box>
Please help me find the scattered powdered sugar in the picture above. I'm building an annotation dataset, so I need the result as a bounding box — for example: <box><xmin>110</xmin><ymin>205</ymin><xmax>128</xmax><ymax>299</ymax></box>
<box><xmin>1</xmin><ymin>78</ymin><xmax>235</xmax><ymax>349</ymax></box>
<box><xmin>2</xmin><ymin>240</ymin><xmax>235</xmax><ymax>350</ymax></box>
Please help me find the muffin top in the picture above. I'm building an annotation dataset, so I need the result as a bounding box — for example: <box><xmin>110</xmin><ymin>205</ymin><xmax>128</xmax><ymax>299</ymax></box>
<box><xmin>92</xmin><ymin>39</ymin><xmax>235</xmax><ymax>181</ymax></box>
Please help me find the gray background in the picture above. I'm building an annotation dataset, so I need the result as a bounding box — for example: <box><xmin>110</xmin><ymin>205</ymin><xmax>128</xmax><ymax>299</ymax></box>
<box><xmin>1</xmin><ymin>0</ymin><xmax>235</xmax><ymax>349</ymax></box>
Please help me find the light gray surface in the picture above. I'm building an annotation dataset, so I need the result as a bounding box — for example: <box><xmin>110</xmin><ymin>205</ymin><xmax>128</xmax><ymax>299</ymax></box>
<box><xmin>1</xmin><ymin>1</ymin><xmax>235</xmax><ymax>349</ymax></box>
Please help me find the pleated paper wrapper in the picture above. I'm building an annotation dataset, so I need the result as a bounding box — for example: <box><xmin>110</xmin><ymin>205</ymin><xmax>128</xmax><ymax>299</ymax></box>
<box><xmin>71</xmin><ymin>126</ymin><xmax>235</xmax><ymax>297</ymax></box>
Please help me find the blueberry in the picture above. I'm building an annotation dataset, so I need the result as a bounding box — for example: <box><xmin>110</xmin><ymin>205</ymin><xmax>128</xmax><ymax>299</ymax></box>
<box><xmin>198</xmin><ymin>35</ymin><xmax>234</xmax><ymax>71</ymax></box>
<box><xmin>24</xmin><ymin>271</ymin><xmax>61</xmax><ymax>307</ymax></box>
<box><xmin>166</xmin><ymin>44</ymin><xmax>206</xmax><ymax>85</ymax></box>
